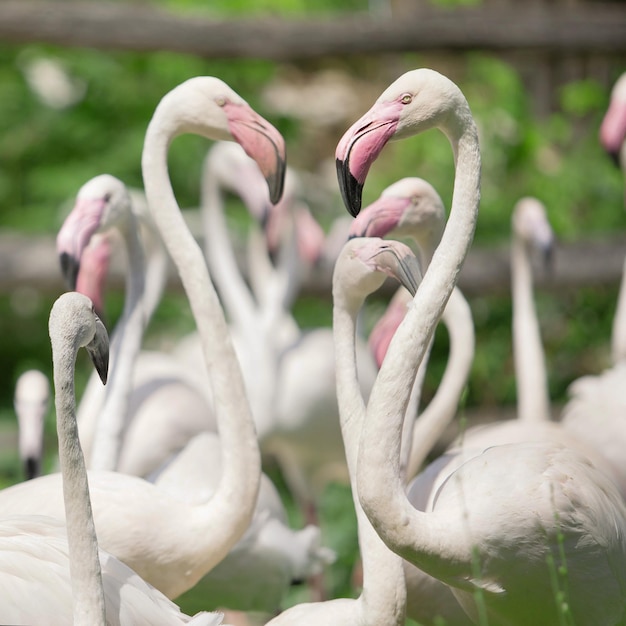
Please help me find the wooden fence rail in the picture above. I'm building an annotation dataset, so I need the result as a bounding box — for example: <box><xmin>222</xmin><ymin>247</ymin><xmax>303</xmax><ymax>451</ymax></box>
<box><xmin>0</xmin><ymin>2</ymin><xmax>625</xmax><ymax>60</ymax></box>
<box><xmin>2</xmin><ymin>231</ymin><xmax>625</xmax><ymax>300</ymax></box>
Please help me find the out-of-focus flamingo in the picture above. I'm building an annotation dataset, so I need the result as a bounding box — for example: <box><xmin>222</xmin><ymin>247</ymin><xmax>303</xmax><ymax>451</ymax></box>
<box><xmin>13</xmin><ymin>369</ymin><xmax>50</xmax><ymax>480</ymax></box>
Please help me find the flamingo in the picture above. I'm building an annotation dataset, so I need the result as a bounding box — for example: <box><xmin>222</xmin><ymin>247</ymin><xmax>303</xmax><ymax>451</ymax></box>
<box><xmin>0</xmin><ymin>76</ymin><xmax>285</xmax><ymax>601</ymax></box>
<box><xmin>558</xmin><ymin>72</ymin><xmax>626</xmax><ymax>497</ymax></box>
<box><xmin>72</xmin><ymin>187</ymin><xmax>174</xmax><ymax>467</ymax></box>
<box><xmin>361</xmin><ymin>189</ymin><xmax>618</xmax><ymax>624</ymax></box>
<box><xmin>266</xmin><ymin>237</ymin><xmax>421</xmax><ymax>625</ymax></box>
<box><xmin>335</xmin><ymin>67</ymin><xmax>626</xmax><ymax>625</ymax></box>
<box><xmin>57</xmin><ymin>174</ymin><xmax>147</xmax><ymax>471</ymax></box>
<box><xmin>13</xmin><ymin>369</ymin><xmax>50</xmax><ymax>480</ymax></box>
<box><xmin>349</xmin><ymin>178</ymin><xmax>475</xmax><ymax>625</ymax></box>
<box><xmin>63</xmin><ymin>180</ymin><xmax>217</xmax><ymax>479</ymax></box>
<box><xmin>601</xmin><ymin>73</ymin><xmax>626</xmax><ymax>364</ymax></box>
<box><xmin>0</xmin><ymin>292</ymin><xmax>223</xmax><ymax>625</ymax></box>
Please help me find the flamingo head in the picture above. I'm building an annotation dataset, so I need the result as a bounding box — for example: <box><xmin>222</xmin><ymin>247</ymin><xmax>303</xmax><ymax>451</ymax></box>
<box><xmin>56</xmin><ymin>174</ymin><xmax>130</xmax><ymax>290</ymax></box>
<box><xmin>348</xmin><ymin>177</ymin><xmax>445</xmax><ymax>258</ymax></box>
<box><xmin>334</xmin><ymin>237</ymin><xmax>422</xmax><ymax>312</ymax></box>
<box><xmin>512</xmin><ymin>197</ymin><xmax>555</xmax><ymax>270</ymax></box>
<box><xmin>159</xmin><ymin>77</ymin><xmax>286</xmax><ymax>205</ymax></box>
<box><xmin>336</xmin><ymin>69</ymin><xmax>466</xmax><ymax>216</ymax></box>
<box><xmin>49</xmin><ymin>292</ymin><xmax>110</xmax><ymax>385</ymax></box>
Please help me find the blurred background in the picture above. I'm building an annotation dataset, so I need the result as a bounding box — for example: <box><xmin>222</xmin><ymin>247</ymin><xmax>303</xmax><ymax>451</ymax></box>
<box><xmin>0</xmin><ymin>0</ymin><xmax>625</xmax><ymax>621</ymax></box>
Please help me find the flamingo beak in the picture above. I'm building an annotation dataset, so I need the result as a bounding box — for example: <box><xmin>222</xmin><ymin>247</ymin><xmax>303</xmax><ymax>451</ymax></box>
<box><xmin>600</xmin><ymin>97</ymin><xmax>626</xmax><ymax>168</ymax></box>
<box><xmin>224</xmin><ymin>102</ymin><xmax>287</xmax><ymax>205</ymax></box>
<box><xmin>85</xmin><ymin>312</ymin><xmax>109</xmax><ymax>385</ymax></box>
<box><xmin>59</xmin><ymin>253</ymin><xmax>81</xmax><ymax>292</ymax></box>
<box><xmin>348</xmin><ymin>195</ymin><xmax>409</xmax><ymax>239</ymax></box>
<box><xmin>335</xmin><ymin>100</ymin><xmax>402</xmax><ymax>217</ymax></box>
<box><xmin>391</xmin><ymin>250</ymin><xmax>421</xmax><ymax>298</ymax></box>
<box><xmin>56</xmin><ymin>198</ymin><xmax>106</xmax><ymax>289</ymax></box>
<box><xmin>370</xmin><ymin>241</ymin><xmax>422</xmax><ymax>298</ymax></box>
<box><xmin>541</xmin><ymin>239</ymin><xmax>555</xmax><ymax>275</ymax></box>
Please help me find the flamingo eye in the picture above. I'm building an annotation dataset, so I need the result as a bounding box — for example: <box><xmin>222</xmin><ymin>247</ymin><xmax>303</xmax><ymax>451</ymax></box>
<box><xmin>401</xmin><ymin>94</ymin><xmax>412</xmax><ymax>105</ymax></box>
<box><xmin>103</xmin><ymin>193</ymin><xmax>112</xmax><ymax>203</ymax></box>
<box><xmin>216</xmin><ymin>96</ymin><xmax>226</xmax><ymax>107</ymax></box>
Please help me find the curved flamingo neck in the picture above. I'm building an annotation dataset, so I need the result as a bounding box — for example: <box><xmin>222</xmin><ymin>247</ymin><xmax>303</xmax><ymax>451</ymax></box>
<box><xmin>52</xmin><ymin>325</ymin><xmax>106</xmax><ymax>624</ymax></box>
<box><xmin>90</xmin><ymin>214</ymin><xmax>146</xmax><ymax>470</ymax></box>
<box><xmin>511</xmin><ymin>235</ymin><xmax>551</xmax><ymax>422</ymax></box>
<box><xmin>202</xmin><ymin>166</ymin><xmax>258</xmax><ymax>334</ymax></box>
<box><xmin>357</xmin><ymin>119</ymin><xmax>481</xmax><ymax>576</ymax></box>
<box><xmin>142</xmin><ymin>115</ymin><xmax>261</xmax><ymax>559</ymax></box>
<box><xmin>405</xmin><ymin>286</ymin><xmax>474</xmax><ymax>480</ymax></box>
<box><xmin>201</xmin><ymin>164</ymin><xmax>281</xmax><ymax>440</ymax></box>
<box><xmin>333</xmin><ymin>288</ymin><xmax>407</xmax><ymax>624</ymax></box>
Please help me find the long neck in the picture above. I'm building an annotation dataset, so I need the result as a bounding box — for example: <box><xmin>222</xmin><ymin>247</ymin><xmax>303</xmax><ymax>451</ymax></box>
<box><xmin>405</xmin><ymin>287</ymin><xmax>474</xmax><ymax>480</ymax></box>
<box><xmin>333</xmin><ymin>291</ymin><xmax>406</xmax><ymax>624</ymax></box>
<box><xmin>90</xmin><ymin>217</ymin><xmax>146</xmax><ymax>470</ymax></box>
<box><xmin>511</xmin><ymin>236</ymin><xmax>551</xmax><ymax>422</ymax></box>
<box><xmin>140</xmin><ymin>219</ymin><xmax>169</xmax><ymax>325</ymax></box>
<box><xmin>202</xmin><ymin>175</ymin><xmax>279</xmax><ymax>440</ymax></box>
<box><xmin>142</xmin><ymin>124</ymin><xmax>261</xmax><ymax>567</ymax></box>
<box><xmin>247</xmin><ymin>226</ymin><xmax>300</xmax><ymax>349</ymax></box>
<box><xmin>398</xmin><ymin>334</ymin><xmax>433</xmax><ymax>481</ymax></box>
<box><xmin>52</xmin><ymin>336</ymin><xmax>106</xmax><ymax>625</ymax></box>
<box><xmin>357</xmin><ymin>121</ymin><xmax>481</xmax><ymax>576</ymax></box>
<box><xmin>612</xmin><ymin>255</ymin><xmax>626</xmax><ymax>364</ymax></box>
<box><xmin>202</xmin><ymin>171</ymin><xmax>259</xmax><ymax>335</ymax></box>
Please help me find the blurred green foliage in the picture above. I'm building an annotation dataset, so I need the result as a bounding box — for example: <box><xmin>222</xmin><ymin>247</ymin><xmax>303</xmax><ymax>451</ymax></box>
<box><xmin>0</xmin><ymin>2</ymin><xmax>624</xmax><ymax>621</ymax></box>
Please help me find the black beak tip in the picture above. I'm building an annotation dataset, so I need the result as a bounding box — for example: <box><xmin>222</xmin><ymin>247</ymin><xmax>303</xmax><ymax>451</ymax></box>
<box><xmin>336</xmin><ymin>159</ymin><xmax>362</xmax><ymax>218</ymax></box>
<box><xmin>268</xmin><ymin>157</ymin><xmax>287</xmax><ymax>206</ymax></box>
<box><xmin>24</xmin><ymin>457</ymin><xmax>40</xmax><ymax>480</ymax></box>
<box><xmin>543</xmin><ymin>242</ymin><xmax>555</xmax><ymax>274</ymax></box>
<box><xmin>91</xmin><ymin>350</ymin><xmax>109</xmax><ymax>385</ymax></box>
<box><xmin>608</xmin><ymin>148</ymin><xmax>622</xmax><ymax>169</ymax></box>
<box><xmin>59</xmin><ymin>252</ymin><xmax>80</xmax><ymax>290</ymax></box>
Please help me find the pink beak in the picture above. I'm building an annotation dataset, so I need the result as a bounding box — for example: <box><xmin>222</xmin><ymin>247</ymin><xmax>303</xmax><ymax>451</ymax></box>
<box><xmin>348</xmin><ymin>195</ymin><xmax>410</xmax><ymax>239</ymax></box>
<box><xmin>600</xmin><ymin>95</ymin><xmax>626</xmax><ymax>166</ymax></box>
<box><xmin>224</xmin><ymin>101</ymin><xmax>287</xmax><ymax>205</ymax></box>
<box><xmin>56</xmin><ymin>197</ymin><xmax>107</xmax><ymax>289</ymax></box>
<box><xmin>335</xmin><ymin>99</ymin><xmax>403</xmax><ymax>217</ymax></box>
<box><xmin>75</xmin><ymin>234</ymin><xmax>112</xmax><ymax>319</ymax></box>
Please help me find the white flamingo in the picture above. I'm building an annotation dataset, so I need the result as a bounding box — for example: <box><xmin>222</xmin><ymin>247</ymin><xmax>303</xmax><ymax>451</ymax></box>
<box><xmin>0</xmin><ymin>76</ymin><xmax>285</xmax><ymax>600</ymax></box>
<box><xmin>266</xmin><ymin>236</ymin><xmax>421</xmax><ymax>625</ymax></box>
<box><xmin>61</xmin><ymin>178</ymin><xmax>213</xmax><ymax>478</ymax></box>
<box><xmin>559</xmin><ymin>72</ymin><xmax>626</xmax><ymax>497</ymax></box>
<box><xmin>57</xmin><ymin>174</ymin><xmax>147</xmax><ymax>471</ymax></box>
<box><xmin>335</xmin><ymin>67</ymin><xmax>626</xmax><ymax>625</ymax></box>
<box><xmin>13</xmin><ymin>369</ymin><xmax>50</xmax><ymax>480</ymax></box>
<box><xmin>349</xmin><ymin>178</ymin><xmax>475</xmax><ymax>625</ymax></box>
<box><xmin>0</xmin><ymin>291</ymin><xmax>223</xmax><ymax>625</ymax></box>
<box><xmin>65</xmin><ymin>184</ymin><xmax>217</xmax><ymax>479</ymax></box>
